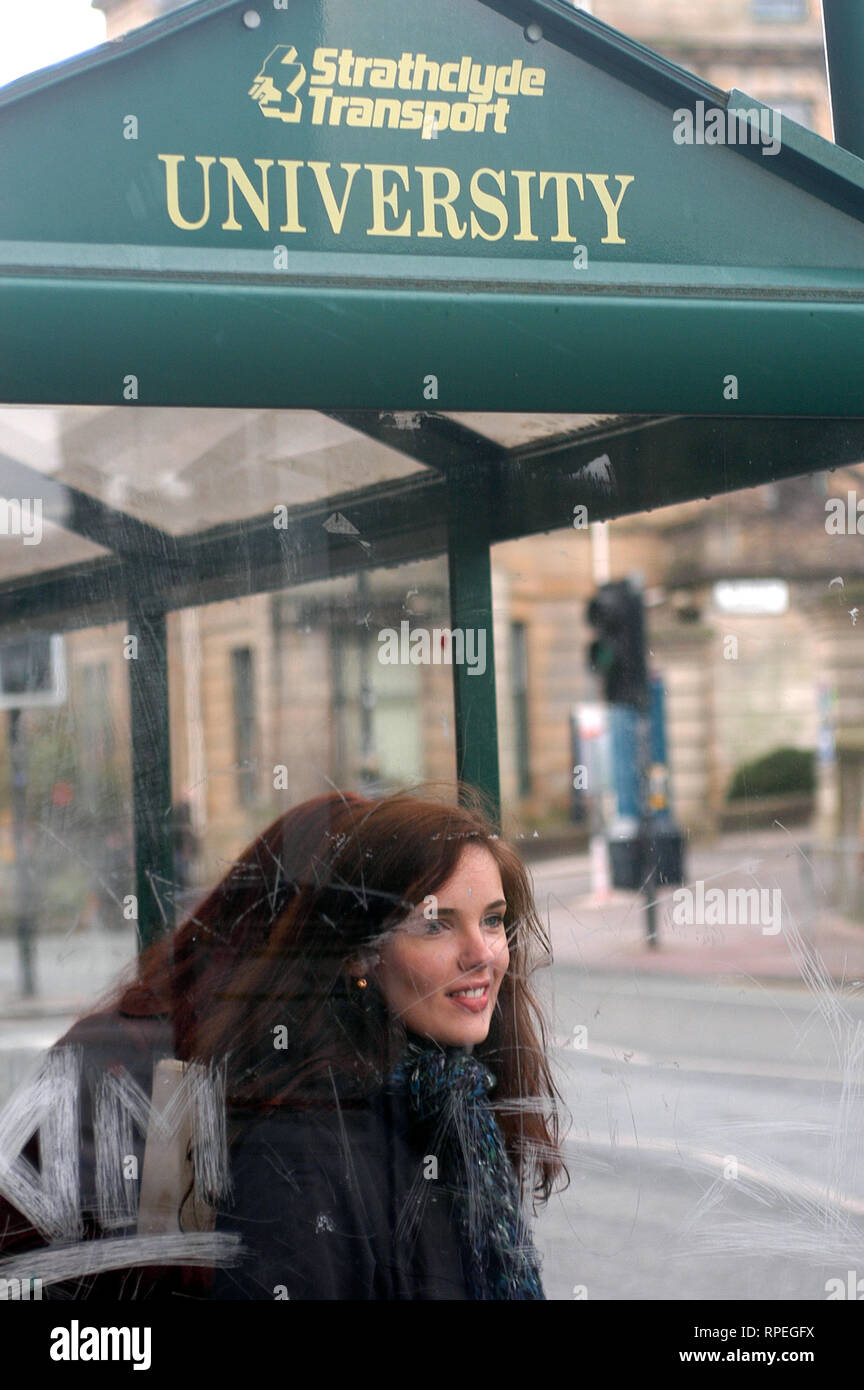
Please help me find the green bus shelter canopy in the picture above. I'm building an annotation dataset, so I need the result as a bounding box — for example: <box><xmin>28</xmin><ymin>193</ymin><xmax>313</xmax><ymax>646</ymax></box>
<box><xmin>1</xmin><ymin>0</ymin><xmax>864</xmax><ymax>412</ymax></box>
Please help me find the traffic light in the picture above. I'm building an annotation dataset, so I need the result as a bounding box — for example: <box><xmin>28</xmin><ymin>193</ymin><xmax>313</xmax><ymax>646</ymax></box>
<box><xmin>585</xmin><ymin>579</ymin><xmax>648</xmax><ymax>709</ymax></box>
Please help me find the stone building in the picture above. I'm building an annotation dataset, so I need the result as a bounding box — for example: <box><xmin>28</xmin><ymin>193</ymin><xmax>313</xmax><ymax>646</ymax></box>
<box><xmin>587</xmin><ymin>0</ymin><xmax>830</xmax><ymax>136</ymax></box>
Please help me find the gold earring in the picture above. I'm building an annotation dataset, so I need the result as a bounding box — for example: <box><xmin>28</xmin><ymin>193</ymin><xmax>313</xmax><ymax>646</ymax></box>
<box><xmin>356</xmin><ymin>977</ymin><xmax>368</xmax><ymax>989</ymax></box>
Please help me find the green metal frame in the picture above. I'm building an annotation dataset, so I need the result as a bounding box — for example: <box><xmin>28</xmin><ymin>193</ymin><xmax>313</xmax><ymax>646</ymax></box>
<box><xmin>127</xmin><ymin>602</ymin><xmax>175</xmax><ymax>947</ymax></box>
<box><xmin>822</xmin><ymin>1</ymin><xmax>864</xmax><ymax>162</ymax></box>
<box><xmin>446</xmin><ymin>465</ymin><xmax>501</xmax><ymax>828</ymax></box>
<box><xmin>5</xmin><ymin>278</ymin><xmax>864</xmax><ymax>415</ymax></box>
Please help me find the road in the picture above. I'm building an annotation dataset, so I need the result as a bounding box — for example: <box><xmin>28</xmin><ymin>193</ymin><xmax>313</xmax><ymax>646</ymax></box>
<box><xmin>533</xmin><ymin>972</ymin><xmax>864</xmax><ymax>1301</ymax></box>
<box><xmin>526</xmin><ymin>841</ymin><xmax>864</xmax><ymax>1300</ymax></box>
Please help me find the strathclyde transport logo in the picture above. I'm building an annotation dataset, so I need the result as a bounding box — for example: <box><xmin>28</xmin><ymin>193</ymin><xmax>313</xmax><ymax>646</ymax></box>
<box><xmin>249</xmin><ymin>45</ymin><xmax>307</xmax><ymax>123</ymax></box>
<box><xmin>248</xmin><ymin>44</ymin><xmax>547</xmax><ymax>135</ymax></box>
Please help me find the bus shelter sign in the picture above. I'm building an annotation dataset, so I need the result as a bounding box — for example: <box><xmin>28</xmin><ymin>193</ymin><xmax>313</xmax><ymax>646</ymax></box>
<box><xmin>3</xmin><ymin>0</ymin><xmax>864</xmax><ymax>413</ymax></box>
<box><xmin>0</xmin><ymin>0</ymin><xmax>670</xmax><ymax>263</ymax></box>
<box><xmin>161</xmin><ymin>38</ymin><xmax>633</xmax><ymax>250</ymax></box>
<box><xmin>2</xmin><ymin>0</ymin><xmax>863</xmax><ymax>281</ymax></box>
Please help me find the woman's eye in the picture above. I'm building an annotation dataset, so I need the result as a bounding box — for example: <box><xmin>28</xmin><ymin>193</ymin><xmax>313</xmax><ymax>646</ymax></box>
<box><xmin>417</xmin><ymin>915</ymin><xmax>505</xmax><ymax>934</ymax></box>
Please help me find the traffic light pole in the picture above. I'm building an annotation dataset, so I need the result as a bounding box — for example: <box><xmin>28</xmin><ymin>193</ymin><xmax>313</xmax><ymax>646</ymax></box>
<box><xmin>639</xmin><ymin>711</ymin><xmax>659</xmax><ymax>950</ymax></box>
<box><xmin>643</xmin><ymin>859</ymin><xmax>659</xmax><ymax>948</ymax></box>
<box><xmin>586</xmin><ymin>583</ymin><xmax>685</xmax><ymax>950</ymax></box>
<box><xmin>642</xmin><ymin>675</ymin><xmax>686</xmax><ymax>948</ymax></box>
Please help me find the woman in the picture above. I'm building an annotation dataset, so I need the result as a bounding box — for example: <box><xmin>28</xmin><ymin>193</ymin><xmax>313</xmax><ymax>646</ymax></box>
<box><xmin>0</xmin><ymin>787</ymin><xmax>565</xmax><ymax>1300</ymax></box>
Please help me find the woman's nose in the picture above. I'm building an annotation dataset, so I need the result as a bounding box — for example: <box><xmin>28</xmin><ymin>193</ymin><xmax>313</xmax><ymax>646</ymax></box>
<box><xmin>457</xmin><ymin>926</ymin><xmax>497</xmax><ymax>971</ymax></box>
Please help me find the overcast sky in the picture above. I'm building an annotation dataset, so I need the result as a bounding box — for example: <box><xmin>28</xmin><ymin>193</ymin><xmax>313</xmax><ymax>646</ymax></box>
<box><xmin>0</xmin><ymin>0</ymin><xmax>106</xmax><ymax>89</ymax></box>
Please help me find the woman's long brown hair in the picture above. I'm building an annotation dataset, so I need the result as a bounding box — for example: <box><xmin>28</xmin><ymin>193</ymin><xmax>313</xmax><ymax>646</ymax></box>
<box><xmin>109</xmin><ymin>787</ymin><xmax>566</xmax><ymax>1202</ymax></box>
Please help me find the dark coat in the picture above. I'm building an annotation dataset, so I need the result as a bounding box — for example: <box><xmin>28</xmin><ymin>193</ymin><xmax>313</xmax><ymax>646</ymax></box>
<box><xmin>0</xmin><ymin>1004</ymin><xmax>472</xmax><ymax>1300</ymax></box>
<box><xmin>211</xmin><ymin>1090</ymin><xmax>471</xmax><ymax>1300</ymax></box>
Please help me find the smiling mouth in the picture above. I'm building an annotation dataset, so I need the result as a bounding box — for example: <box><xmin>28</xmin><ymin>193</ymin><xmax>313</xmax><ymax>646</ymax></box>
<box><xmin>447</xmin><ymin>984</ymin><xmax>490</xmax><ymax>1011</ymax></box>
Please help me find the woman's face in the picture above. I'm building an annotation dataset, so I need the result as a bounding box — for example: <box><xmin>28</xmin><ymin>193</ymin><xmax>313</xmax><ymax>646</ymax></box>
<box><xmin>371</xmin><ymin>845</ymin><xmax>511</xmax><ymax>1047</ymax></box>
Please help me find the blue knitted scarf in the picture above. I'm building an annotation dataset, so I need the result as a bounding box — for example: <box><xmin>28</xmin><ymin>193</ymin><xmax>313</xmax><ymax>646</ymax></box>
<box><xmin>389</xmin><ymin>1040</ymin><xmax>545</xmax><ymax>1301</ymax></box>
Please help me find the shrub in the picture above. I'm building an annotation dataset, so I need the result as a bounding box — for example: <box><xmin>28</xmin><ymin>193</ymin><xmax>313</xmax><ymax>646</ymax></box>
<box><xmin>726</xmin><ymin>747</ymin><xmax>815</xmax><ymax>802</ymax></box>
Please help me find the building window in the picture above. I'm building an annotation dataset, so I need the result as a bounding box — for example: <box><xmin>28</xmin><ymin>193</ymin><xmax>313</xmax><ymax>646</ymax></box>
<box><xmin>231</xmin><ymin>647</ymin><xmax>258</xmax><ymax>806</ymax></box>
<box><xmin>79</xmin><ymin>662</ymin><xmax>114</xmax><ymax>762</ymax></box>
<box><xmin>511</xmin><ymin>622</ymin><xmax>532</xmax><ymax>798</ymax></box>
<box><xmin>332</xmin><ymin>628</ymin><xmax>422</xmax><ymax>790</ymax></box>
<box><xmin>751</xmin><ymin>0</ymin><xmax>807</xmax><ymax>20</ymax></box>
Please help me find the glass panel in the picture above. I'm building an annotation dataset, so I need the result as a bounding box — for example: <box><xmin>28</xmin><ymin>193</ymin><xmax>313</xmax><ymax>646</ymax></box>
<box><xmin>0</xmin><ymin>405</ymin><xmax>428</xmax><ymax>550</ymax></box>
<box><xmin>163</xmin><ymin>560</ymin><xmax>455</xmax><ymax>897</ymax></box>
<box><xmin>445</xmin><ymin>411</ymin><xmax>621</xmax><ymax>448</ymax></box>
<box><xmin>492</xmin><ymin>462</ymin><xmax>864</xmax><ymax>1300</ymax></box>
<box><xmin>0</xmin><ymin>402</ymin><xmax>454</xmax><ymax>1099</ymax></box>
<box><xmin>1</xmin><ymin>404</ymin><xmax>862</xmax><ymax>1317</ymax></box>
<box><xmin>0</xmin><ymin>619</ymin><xmax>135</xmax><ymax>1092</ymax></box>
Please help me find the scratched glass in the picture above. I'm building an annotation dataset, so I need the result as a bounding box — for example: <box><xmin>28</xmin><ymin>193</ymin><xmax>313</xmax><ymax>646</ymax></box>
<box><xmin>0</xmin><ymin>405</ymin><xmax>861</xmax><ymax>1307</ymax></box>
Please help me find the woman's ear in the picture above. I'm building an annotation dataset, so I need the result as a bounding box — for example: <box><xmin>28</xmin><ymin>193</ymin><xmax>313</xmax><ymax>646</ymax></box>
<box><xmin>345</xmin><ymin>948</ymin><xmax>381</xmax><ymax>981</ymax></box>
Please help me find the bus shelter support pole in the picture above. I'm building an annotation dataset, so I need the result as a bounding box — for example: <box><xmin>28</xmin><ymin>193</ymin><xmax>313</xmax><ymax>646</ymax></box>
<box><xmin>9</xmin><ymin>708</ymin><xmax>36</xmax><ymax>996</ymax></box>
<box><xmin>127</xmin><ymin>601</ymin><xmax>175</xmax><ymax>953</ymax></box>
<box><xmin>822</xmin><ymin>1</ymin><xmax>864</xmax><ymax>160</ymax></box>
<box><xmin>446</xmin><ymin>467</ymin><xmax>501</xmax><ymax>833</ymax></box>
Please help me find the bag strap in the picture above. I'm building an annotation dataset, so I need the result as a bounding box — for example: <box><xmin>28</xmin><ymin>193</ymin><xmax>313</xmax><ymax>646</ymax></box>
<box><xmin>136</xmin><ymin>1059</ymin><xmax>216</xmax><ymax>1234</ymax></box>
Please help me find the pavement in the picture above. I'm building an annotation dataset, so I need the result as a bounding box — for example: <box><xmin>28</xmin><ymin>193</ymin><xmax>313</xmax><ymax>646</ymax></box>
<box><xmin>529</xmin><ymin>828</ymin><xmax>864</xmax><ymax>988</ymax></box>
<box><xmin>538</xmin><ymin>892</ymin><xmax>864</xmax><ymax>985</ymax></box>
